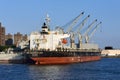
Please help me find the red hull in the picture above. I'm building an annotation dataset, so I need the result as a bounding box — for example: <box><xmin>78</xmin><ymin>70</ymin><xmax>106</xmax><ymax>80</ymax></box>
<box><xmin>31</xmin><ymin>56</ymin><xmax>101</xmax><ymax>65</ymax></box>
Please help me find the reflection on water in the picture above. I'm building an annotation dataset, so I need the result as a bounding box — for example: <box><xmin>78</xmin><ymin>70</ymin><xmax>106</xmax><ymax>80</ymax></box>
<box><xmin>29</xmin><ymin>65</ymin><xmax>75</xmax><ymax>80</ymax></box>
<box><xmin>0</xmin><ymin>58</ymin><xmax>120</xmax><ymax>80</ymax></box>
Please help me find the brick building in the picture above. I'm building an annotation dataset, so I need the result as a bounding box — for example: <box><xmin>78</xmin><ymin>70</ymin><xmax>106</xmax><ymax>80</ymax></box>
<box><xmin>14</xmin><ymin>32</ymin><xmax>22</xmax><ymax>45</ymax></box>
<box><xmin>14</xmin><ymin>32</ymin><xmax>28</xmax><ymax>46</ymax></box>
<box><xmin>22</xmin><ymin>34</ymin><xmax>28</xmax><ymax>41</ymax></box>
<box><xmin>0</xmin><ymin>22</ymin><xmax>5</xmax><ymax>46</ymax></box>
<box><xmin>0</xmin><ymin>22</ymin><xmax>28</xmax><ymax>46</ymax></box>
<box><xmin>5</xmin><ymin>33</ymin><xmax>13</xmax><ymax>45</ymax></box>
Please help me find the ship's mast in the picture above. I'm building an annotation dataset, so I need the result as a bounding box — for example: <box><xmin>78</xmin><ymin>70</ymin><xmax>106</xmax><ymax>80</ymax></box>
<box><xmin>45</xmin><ymin>14</ymin><xmax>51</xmax><ymax>30</ymax></box>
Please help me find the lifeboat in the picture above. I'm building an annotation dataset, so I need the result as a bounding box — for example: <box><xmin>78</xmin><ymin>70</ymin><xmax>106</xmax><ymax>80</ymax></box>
<box><xmin>62</xmin><ymin>38</ymin><xmax>67</xmax><ymax>44</ymax></box>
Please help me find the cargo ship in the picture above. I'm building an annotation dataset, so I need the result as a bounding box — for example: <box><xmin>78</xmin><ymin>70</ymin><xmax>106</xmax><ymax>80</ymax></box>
<box><xmin>28</xmin><ymin>13</ymin><xmax>101</xmax><ymax>65</ymax></box>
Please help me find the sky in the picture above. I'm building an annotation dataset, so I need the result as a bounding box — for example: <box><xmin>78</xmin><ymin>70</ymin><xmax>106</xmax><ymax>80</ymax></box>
<box><xmin>0</xmin><ymin>0</ymin><xmax>120</xmax><ymax>49</ymax></box>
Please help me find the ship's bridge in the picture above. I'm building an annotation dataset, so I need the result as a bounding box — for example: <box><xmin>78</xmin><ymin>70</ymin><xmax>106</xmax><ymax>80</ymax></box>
<box><xmin>41</xmin><ymin>23</ymin><xmax>49</xmax><ymax>34</ymax></box>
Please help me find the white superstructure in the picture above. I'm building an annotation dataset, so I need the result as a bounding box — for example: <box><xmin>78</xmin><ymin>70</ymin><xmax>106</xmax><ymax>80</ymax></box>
<box><xmin>29</xmin><ymin>14</ymin><xmax>70</xmax><ymax>51</ymax></box>
<box><xmin>30</xmin><ymin>23</ymin><xmax>70</xmax><ymax>51</ymax></box>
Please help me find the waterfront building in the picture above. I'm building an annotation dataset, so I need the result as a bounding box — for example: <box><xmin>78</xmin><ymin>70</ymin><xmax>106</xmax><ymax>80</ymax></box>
<box><xmin>5</xmin><ymin>33</ymin><xmax>13</xmax><ymax>46</ymax></box>
<box><xmin>0</xmin><ymin>22</ymin><xmax>5</xmax><ymax>46</ymax></box>
<box><xmin>14</xmin><ymin>32</ymin><xmax>23</xmax><ymax>46</ymax></box>
<box><xmin>14</xmin><ymin>32</ymin><xmax>28</xmax><ymax>46</ymax></box>
<box><xmin>22</xmin><ymin>34</ymin><xmax>28</xmax><ymax>41</ymax></box>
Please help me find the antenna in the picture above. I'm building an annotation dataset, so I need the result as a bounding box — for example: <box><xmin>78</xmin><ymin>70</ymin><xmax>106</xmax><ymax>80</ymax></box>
<box><xmin>45</xmin><ymin>14</ymin><xmax>51</xmax><ymax>30</ymax></box>
<box><xmin>45</xmin><ymin>14</ymin><xmax>51</xmax><ymax>26</ymax></box>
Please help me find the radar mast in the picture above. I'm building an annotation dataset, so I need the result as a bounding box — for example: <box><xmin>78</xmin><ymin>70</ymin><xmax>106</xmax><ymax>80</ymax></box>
<box><xmin>45</xmin><ymin>14</ymin><xmax>51</xmax><ymax>30</ymax></box>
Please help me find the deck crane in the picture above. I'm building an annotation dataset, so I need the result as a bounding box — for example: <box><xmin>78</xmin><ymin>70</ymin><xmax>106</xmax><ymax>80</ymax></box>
<box><xmin>87</xmin><ymin>22</ymin><xmax>102</xmax><ymax>43</ymax></box>
<box><xmin>70</xmin><ymin>15</ymin><xmax>90</xmax><ymax>48</ymax></box>
<box><xmin>70</xmin><ymin>31</ymin><xmax>75</xmax><ymax>48</ymax></box>
<box><xmin>66</xmin><ymin>12</ymin><xmax>84</xmax><ymax>33</ymax></box>
<box><xmin>76</xmin><ymin>15</ymin><xmax>90</xmax><ymax>34</ymax></box>
<box><xmin>83</xmin><ymin>19</ymin><xmax>97</xmax><ymax>43</ymax></box>
<box><xmin>75</xmin><ymin>15</ymin><xmax>90</xmax><ymax>48</ymax></box>
<box><xmin>65</xmin><ymin>12</ymin><xmax>84</xmax><ymax>48</ymax></box>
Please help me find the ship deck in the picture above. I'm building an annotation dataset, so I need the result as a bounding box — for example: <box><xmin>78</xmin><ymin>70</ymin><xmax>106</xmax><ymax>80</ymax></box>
<box><xmin>26</xmin><ymin>49</ymin><xmax>101</xmax><ymax>58</ymax></box>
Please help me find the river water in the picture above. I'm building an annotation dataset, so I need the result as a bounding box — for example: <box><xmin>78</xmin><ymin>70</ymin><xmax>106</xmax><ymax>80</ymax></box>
<box><xmin>0</xmin><ymin>58</ymin><xmax>120</xmax><ymax>80</ymax></box>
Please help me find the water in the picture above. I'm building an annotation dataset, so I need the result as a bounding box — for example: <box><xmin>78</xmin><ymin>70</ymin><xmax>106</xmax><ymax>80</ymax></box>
<box><xmin>0</xmin><ymin>58</ymin><xmax>120</xmax><ymax>80</ymax></box>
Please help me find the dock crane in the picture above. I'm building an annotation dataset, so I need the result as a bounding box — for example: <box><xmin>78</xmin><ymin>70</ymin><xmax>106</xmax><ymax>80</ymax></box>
<box><xmin>87</xmin><ymin>22</ymin><xmax>102</xmax><ymax>43</ymax></box>
<box><xmin>66</xmin><ymin>12</ymin><xmax>84</xmax><ymax>33</ymax></box>
<box><xmin>83</xmin><ymin>19</ymin><xmax>97</xmax><ymax>43</ymax></box>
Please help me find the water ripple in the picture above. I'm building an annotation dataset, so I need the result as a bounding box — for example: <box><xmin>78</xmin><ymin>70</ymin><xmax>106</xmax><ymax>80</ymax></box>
<box><xmin>0</xmin><ymin>58</ymin><xmax>120</xmax><ymax>80</ymax></box>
